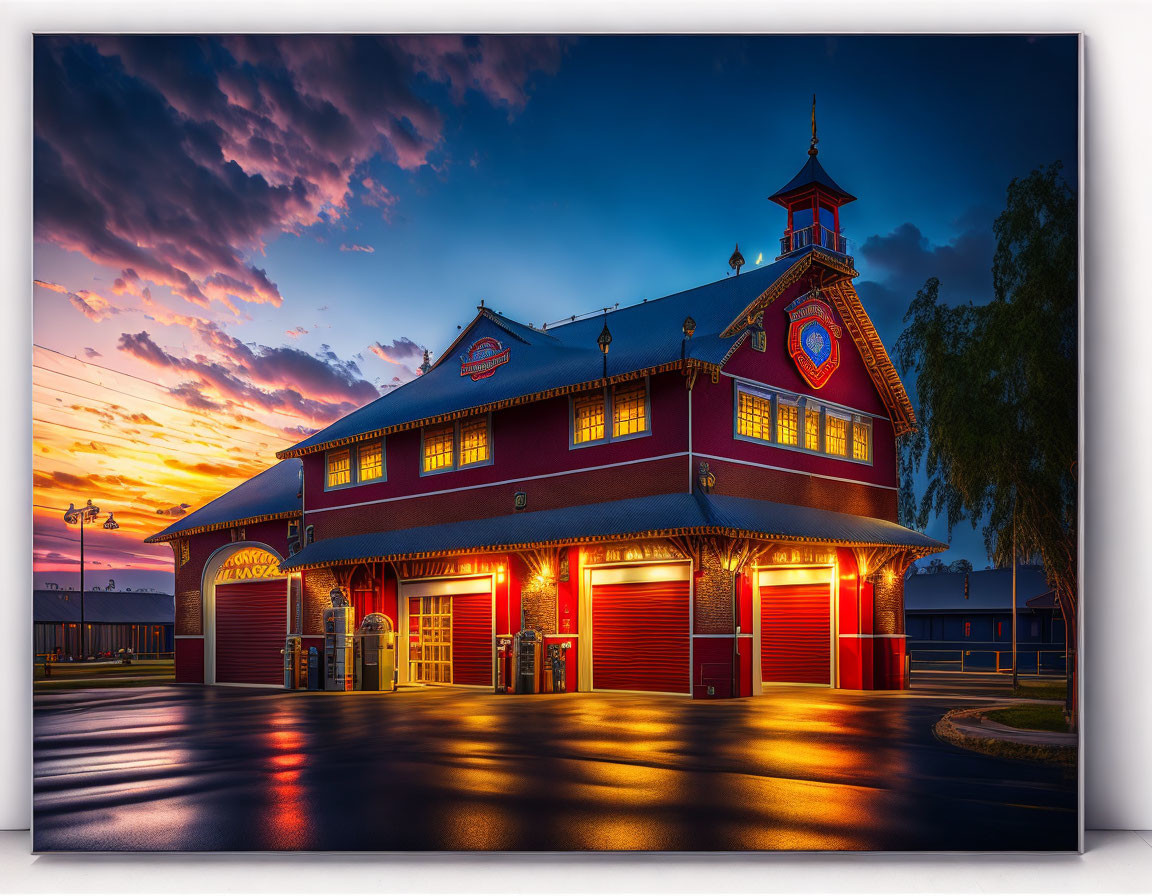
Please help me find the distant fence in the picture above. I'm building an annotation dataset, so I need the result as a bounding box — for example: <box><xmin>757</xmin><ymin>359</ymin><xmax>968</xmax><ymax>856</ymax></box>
<box><xmin>35</xmin><ymin>652</ymin><xmax>174</xmax><ymax>665</ymax></box>
<box><xmin>909</xmin><ymin>648</ymin><xmax>1068</xmax><ymax>674</ymax></box>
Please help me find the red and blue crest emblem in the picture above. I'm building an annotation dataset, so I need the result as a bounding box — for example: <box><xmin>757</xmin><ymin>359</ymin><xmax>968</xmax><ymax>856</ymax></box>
<box><xmin>785</xmin><ymin>294</ymin><xmax>842</xmax><ymax>389</ymax></box>
<box><xmin>459</xmin><ymin>337</ymin><xmax>510</xmax><ymax>381</ymax></box>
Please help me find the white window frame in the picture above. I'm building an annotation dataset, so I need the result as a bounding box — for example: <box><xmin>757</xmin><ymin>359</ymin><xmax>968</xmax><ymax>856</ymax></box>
<box><xmin>324</xmin><ymin>439</ymin><xmax>387</xmax><ymax>491</ymax></box>
<box><xmin>732</xmin><ymin>379</ymin><xmax>873</xmax><ymax>467</ymax></box>
<box><xmin>419</xmin><ymin>413</ymin><xmax>494</xmax><ymax>477</ymax></box>
<box><xmin>568</xmin><ymin>377</ymin><xmax>652</xmax><ymax>450</ymax></box>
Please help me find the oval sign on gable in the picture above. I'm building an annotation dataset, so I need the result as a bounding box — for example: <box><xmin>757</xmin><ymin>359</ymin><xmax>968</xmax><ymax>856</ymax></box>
<box><xmin>215</xmin><ymin>547</ymin><xmax>283</xmax><ymax>583</ymax></box>
<box><xmin>786</xmin><ymin>294</ymin><xmax>843</xmax><ymax>389</ymax></box>
<box><xmin>459</xmin><ymin>337</ymin><xmax>510</xmax><ymax>381</ymax></box>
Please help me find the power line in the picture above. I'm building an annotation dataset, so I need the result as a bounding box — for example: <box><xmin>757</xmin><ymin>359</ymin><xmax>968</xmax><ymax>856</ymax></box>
<box><xmin>33</xmin><ymin>342</ymin><xmax>321</xmax><ymax>425</ymax></box>
<box><xmin>32</xmin><ymin>387</ymin><xmax>277</xmax><ymax>452</ymax></box>
<box><xmin>32</xmin><ymin>415</ymin><xmax>272</xmax><ymax>465</ymax></box>
<box><xmin>32</xmin><ymin>363</ymin><xmax>303</xmax><ymax>444</ymax></box>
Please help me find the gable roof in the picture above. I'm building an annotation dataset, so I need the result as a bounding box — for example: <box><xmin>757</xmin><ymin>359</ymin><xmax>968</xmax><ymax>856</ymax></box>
<box><xmin>34</xmin><ymin>590</ymin><xmax>174</xmax><ymax>624</ymax></box>
<box><xmin>278</xmin><ymin>255</ymin><xmax>810</xmax><ymax>458</ymax></box>
<box><xmin>769</xmin><ymin>154</ymin><xmax>857</xmax><ymax>204</ymax></box>
<box><xmin>280</xmin><ymin>491</ymin><xmax>945</xmax><ymax>571</ymax></box>
<box><xmin>145</xmin><ymin>458</ymin><xmax>301</xmax><ymax>543</ymax></box>
<box><xmin>904</xmin><ymin>566</ymin><xmax>1051</xmax><ymax>613</ymax></box>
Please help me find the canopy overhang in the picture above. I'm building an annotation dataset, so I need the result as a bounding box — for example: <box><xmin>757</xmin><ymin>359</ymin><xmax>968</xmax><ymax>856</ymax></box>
<box><xmin>279</xmin><ymin>492</ymin><xmax>945</xmax><ymax>572</ymax></box>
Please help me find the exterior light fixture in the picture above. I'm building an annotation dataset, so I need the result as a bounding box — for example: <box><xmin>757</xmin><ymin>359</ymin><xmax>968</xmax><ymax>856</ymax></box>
<box><xmin>496</xmin><ymin>565</ymin><xmax>506</xmax><ymax>584</ymax></box>
<box><xmin>597</xmin><ymin>317</ymin><xmax>612</xmax><ymax>379</ymax></box>
<box><xmin>681</xmin><ymin>315</ymin><xmax>696</xmax><ymax>362</ymax></box>
<box><xmin>62</xmin><ymin>497</ymin><xmax>110</xmax><ymax>659</ymax></box>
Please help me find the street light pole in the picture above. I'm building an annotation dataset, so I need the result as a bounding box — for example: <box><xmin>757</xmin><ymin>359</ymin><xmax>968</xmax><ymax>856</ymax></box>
<box><xmin>1012</xmin><ymin>511</ymin><xmax>1018</xmax><ymax>691</ymax></box>
<box><xmin>63</xmin><ymin>500</ymin><xmax>118</xmax><ymax>660</ymax></box>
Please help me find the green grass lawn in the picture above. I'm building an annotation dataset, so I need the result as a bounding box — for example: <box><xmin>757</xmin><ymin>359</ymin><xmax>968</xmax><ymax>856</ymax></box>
<box><xmin>34</xmin><ymin>660</ymin><xmax>174</xmax><ymax>682</ymax></box>
<box><xmin>1011</xmin><ymin>680</ymin><xmax>1068</xmax><ymax>701</ymax></box>
<box><xmin>985</xmin><ymin>703</ymin><xmax>1070</xmax><ymax>733</ymax></box>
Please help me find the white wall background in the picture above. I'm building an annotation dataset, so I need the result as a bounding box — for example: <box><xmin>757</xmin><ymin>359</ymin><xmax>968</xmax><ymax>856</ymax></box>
<box><xmin>2</xmin><ymin>0</ymin><xmax>1149</xmax><ymax>863</ymax></box>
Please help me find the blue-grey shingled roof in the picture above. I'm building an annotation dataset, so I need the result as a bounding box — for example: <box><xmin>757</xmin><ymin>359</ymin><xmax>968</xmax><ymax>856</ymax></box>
<box><xmin>145</xmin><ymin>458</ymin><xmax>301</xmax><ymax>543</ymax></box>
<box><xmin>33</xmin><ymin>591</ymin><xmax>174</xmax><ymax>623</ymax></box>
<box><xmin>769</xmin><ymin>154</ymin><xmax>857</xmax><ymax>204</ymax></box>
<box><xmin>280</xmin><ymin>491</ymin><xmax>944</xmax><ymax>570</ymax></box>
<box><xmin>280</xmin><ymin>255</ymin><xmax>808</xmax><ymax>457</ymax></box>
<box><xmin>904</xmin><ymin>566</ymin><xmax>1051</xmax><ymax>613</ymax></box>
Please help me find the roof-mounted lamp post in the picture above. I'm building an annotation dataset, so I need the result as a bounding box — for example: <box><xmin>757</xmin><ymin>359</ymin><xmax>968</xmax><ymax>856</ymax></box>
<box><xmin>63</xmin><ymin>499</ymin><xmax>114</xmax><ymax>660</ymax></box>
<box><xmin>597</xmin><ymin>315</ymin><xmax>612</xmax><ymax>380</ymax></box>
<box><xmin>681</xmin><ymin>315</ymin><xmax>696</xmax><ymax>362</ymax></box>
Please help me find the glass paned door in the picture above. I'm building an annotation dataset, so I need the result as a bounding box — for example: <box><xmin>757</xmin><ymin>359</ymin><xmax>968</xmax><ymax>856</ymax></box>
<box><xmin>408</xmin><ymin>595</ymin><xmax>452</xmax><ymax>683</ymax></box>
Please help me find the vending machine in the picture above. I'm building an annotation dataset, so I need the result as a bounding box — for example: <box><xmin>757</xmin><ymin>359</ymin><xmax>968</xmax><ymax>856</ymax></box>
<box><xmin>513</xmin><ymin>629</ymin><xmax>543</xmax><ymax>694</ymax></box>
<box><xmin>353</xmin><ymin>613</ymin><xmax>396</xmax><ymax>691</ymax></box>
<box><xmin>281</xmin><ymin>635</ymin><xmax>302</xmax><ymax>690</ymax></box>
<box><xmin>323</xmin><ymin>604</ymin><xmax>355</xmax><ymax>691</ymax></box>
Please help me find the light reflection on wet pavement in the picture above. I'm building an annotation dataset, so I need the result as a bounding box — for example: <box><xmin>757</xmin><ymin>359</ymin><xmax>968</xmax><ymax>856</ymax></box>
<box><xmin>33</xmin><ymin>686</ymin><xmax>1077</xmax><ymax>851</ymax></box>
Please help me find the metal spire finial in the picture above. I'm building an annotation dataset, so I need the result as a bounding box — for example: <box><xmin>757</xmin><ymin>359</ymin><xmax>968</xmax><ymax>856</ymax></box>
<box><xmin>809</xmin><ymin>93</ymin><xmax>819</xmax><ymax>157</ymax></box>
<box><xmin>728</xmin><ymin>243</ymin><xmax>745</xmax><ymax>276</ymax></box>
<box><xmin>418</xmin><ymin>349</ymin><xmax>432</xmax><ymax>375</ymax></box>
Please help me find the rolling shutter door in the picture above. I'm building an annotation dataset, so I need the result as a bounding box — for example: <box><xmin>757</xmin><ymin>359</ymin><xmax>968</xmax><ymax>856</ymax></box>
<box><xmin>760</xmin><ymin>583</ymin><xmax>831</xmax><ymax>685</ymax></box>
<box><xmin>451</xmin><ymin>592</ymin><xmax>492</xmax><ymax>686</ymax></box>
<box><xmin>216</xmin><ymin>581</ymin><xmax>286</xmax><ymax>685</ymax></box>
<box><xmin>592</xmin><ymin>580</ymin><xmax>690</xmax><ymax>694</ymax></box>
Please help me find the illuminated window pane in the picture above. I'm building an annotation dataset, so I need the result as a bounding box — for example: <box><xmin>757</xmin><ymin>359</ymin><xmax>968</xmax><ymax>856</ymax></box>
<box><xmin>613</xmin><ymin>383</ymin><xmax>648</xmax><ymax>437</ymax></box>
<box><xmin>423</xmin><ymin>424</ymin><xmax>455</xmax><ymax>473</ymax></box>
<box><xmin>358</xmin><ymin>441</ymin><xmax>384</xmax><ymax>481</ymax></box>
<box><xmin>573</xmin><ymin>392</ymin><xmax>605</xmax><ymax>444</ymax></box>
<box><xmin>825</xmin><ymin>414</ymin><xmax>848</xmax><ymax>456</ymax></box>
<box><xmin>459</xmin><ymin>417</ymin><xmax>489</xmax><ymax>466</ymax></box>
<box><xmin>737</xmin><ymin>389</ymin><xmax>772</xmax><ymax>442</ymax></box>
<box><xmin>852</xmin><ymin>418</ymin><xmax>871</xmax><ymax>462</ymax></box>
<box><xmin>805</xmin><ymin>408</ymin><xmax>821</xmax><ymax>451</ymax></box>
<box><xmin>327</xmin><ymin>448</ymin><xmax>351</xmax><ymax>488</ymax></box>
<box><xmin>776</xmin><ymin>402</ymin><xmax>798</xmax><ymax>446</ymax></box>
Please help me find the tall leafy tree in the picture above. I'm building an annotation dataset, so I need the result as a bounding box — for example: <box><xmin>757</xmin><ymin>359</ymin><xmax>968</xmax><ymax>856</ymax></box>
<box><xmin>896</xmin><ymin>163</ymin><xmax>1077</xmax><ymax>719</ymax></box>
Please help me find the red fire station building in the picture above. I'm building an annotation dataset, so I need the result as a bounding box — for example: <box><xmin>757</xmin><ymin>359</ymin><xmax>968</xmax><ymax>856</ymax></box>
<box><xmin>148</xmin><ymin>135</ymin><xmax>945</xmax><ymax>697</ymax></box>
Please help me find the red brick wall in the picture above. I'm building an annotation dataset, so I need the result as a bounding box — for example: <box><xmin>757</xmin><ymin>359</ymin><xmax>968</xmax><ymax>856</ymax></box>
<box><xmin>175</xmin><ymin>518</ymin><xmax>297</xmax><ymax>637</ymax></box>
<box><xmin>703</xmin><ymin>457</ymin><xmax>897</xmax><ymax>521</ymax></box>
<box><xmin>304</xmin><ymin>370</ymin><xmax>690</xmax><ymax>511</ymax></box>
<box><xmin>308</xmin><ymin>453</ymin><xmax>689</xmax><ymax>540</ymax></box>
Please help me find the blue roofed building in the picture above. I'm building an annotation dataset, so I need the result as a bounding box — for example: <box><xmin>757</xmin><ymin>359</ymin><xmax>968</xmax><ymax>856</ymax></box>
<box><xmin>34</xmin><ymin>589</ymin><xmax>175</xmax><ymax>659</ymax></box>
<box><xmin>905</xmin><ymin>566</ymin><xmax>1068</xmax><ymax>674</ymax></box>
<box><xmin>149</xmin><ymin>122</ymin><xmax>945</xmax><ymax>696</ymax></box>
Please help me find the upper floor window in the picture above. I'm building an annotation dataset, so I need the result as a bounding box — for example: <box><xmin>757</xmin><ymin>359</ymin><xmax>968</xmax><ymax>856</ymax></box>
<box><xmin>421</xmin><ymin>414</ymin><xmax>492</xmax><ymax>475</ymax></box>
<box><xmin>326</xmin><ymin>439</ymin><xmax>386</xmax><ymax>490</ymax></box>
<box><xmin>327</xmin><ymin>448</ymin><xmax>351</xmax><ymax>488</ymax></box>
<box><xmin>573</xmin><ymin>393</ymin><xmax>605</xmax><ymax>445</ymax></box>
<box><xmin>570</xmin><ymin>379</ymin><xmax>650</xmax><ymax>448</ymax></box>
<box><xmin>733</xmin><ymin>381</ymin><xmax>873</xmax><ymax>465</ymax></box>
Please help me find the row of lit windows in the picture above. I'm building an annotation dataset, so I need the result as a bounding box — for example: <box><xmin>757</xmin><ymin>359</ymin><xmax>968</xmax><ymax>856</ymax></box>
<box><xmin>422</xmin><ymin>416</ymin><xmax>491</xmax><ymax>474</ymax></box>
<box><xmin>325</xmin><ymin>416</ymin><xmax>493</xmax><ymax>488</ymax></box>
<box><xmin>571</xmin><ymin>382</ymin><xmax>650</xmax><ymax>446</ymax></box>
<box><xmin>325</xmin><ymin>440</ymin><xmax>386</xmax><ymax>489</ymax></box>
<box><xmin>735</xmin><ymin>383</ymin><xmax>872</xmax><ymax>463</ymax></box>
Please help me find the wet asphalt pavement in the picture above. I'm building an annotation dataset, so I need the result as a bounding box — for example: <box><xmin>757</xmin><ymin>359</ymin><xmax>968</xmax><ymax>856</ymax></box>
<box><xmin>33</xmin><ymin>684</ymin><xmax>1077</xmax><ymax>852</ymax></box>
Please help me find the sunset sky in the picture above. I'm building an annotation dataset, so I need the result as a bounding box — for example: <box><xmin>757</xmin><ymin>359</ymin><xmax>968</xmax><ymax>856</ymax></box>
<box><xmin>32</xmin><ymin>34</ymin><xmax>1078</xmax><ymax>592</ymax></box>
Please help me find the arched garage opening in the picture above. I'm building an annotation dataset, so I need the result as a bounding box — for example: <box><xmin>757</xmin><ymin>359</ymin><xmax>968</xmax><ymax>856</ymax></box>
<box><xmin>201</xmin><ymin>542</ymin><xmax>289</xmax><ymax>686</ymax></box>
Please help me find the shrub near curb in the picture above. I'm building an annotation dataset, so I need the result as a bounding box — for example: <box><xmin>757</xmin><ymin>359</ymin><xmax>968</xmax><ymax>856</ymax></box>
<box><xmin>934</xmin><ymin>706</ymin><xmax>1077</xmax><ymax>766</ymax></box>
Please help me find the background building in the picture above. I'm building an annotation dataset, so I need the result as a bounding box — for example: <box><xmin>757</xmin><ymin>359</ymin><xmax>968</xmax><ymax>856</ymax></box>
<box><xmin>33</xmin><ymin>589</ymin><xmax>174</xmax><ymax>659</ymax></box>
<box><xmin>905</xmin><ymin>565</ymin><xmax>1067</xmax><ymax>673</ymax></box>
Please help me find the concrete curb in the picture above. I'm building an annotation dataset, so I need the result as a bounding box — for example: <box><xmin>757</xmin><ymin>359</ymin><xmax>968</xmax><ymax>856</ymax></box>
<box><xmin>934</xmin><ymin>705</ymin><xmax>1078</xmax><ymax>766</ymax></box>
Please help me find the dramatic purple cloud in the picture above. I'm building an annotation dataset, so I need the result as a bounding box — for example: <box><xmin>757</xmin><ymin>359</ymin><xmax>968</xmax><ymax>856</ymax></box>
<box><xmin>34</xmin><ymin>36</ymin><xmax>565</xmax><ymax>318</ymax></box>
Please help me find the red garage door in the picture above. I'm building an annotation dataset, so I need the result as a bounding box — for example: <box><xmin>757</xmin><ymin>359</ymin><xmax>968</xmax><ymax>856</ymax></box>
<box><xmin>451</xmin><ymin>592</ymin><xmax>493</xmax><ymax>686</ymax></box>
<box><xmin>760</xmin><ymin>582</ymin><xmax>832</xmax><ymax>685</ymax></box>
<box><xmin>216</xmin><ymin>580</ymin><xmax>286</xmax><ymax>685</ymax></box>
<box><xmin>592</xmin><ymin>580</ymin><xmax>690</xmax><ymax>694</ymax></box>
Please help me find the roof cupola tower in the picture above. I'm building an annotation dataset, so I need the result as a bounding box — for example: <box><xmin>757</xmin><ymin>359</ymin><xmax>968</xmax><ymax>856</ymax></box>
<box><xmin>770</xmin><ymin>96</ymin><xmax>855</xmax><ymax>260</ymax></box>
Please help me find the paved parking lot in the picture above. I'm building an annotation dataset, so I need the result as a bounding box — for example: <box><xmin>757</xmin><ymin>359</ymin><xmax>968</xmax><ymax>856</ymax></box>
<box><xmin>33</xmin><ymin>684</ymin><xmax>1077</xmax><ymax>852</ymax></box>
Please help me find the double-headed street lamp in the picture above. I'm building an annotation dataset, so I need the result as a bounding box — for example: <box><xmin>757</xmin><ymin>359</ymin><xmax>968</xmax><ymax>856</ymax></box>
<box><xmin>62</xmin><ymin>500</ymin><xmax>118</xmax><ymax>659</ymax></box>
